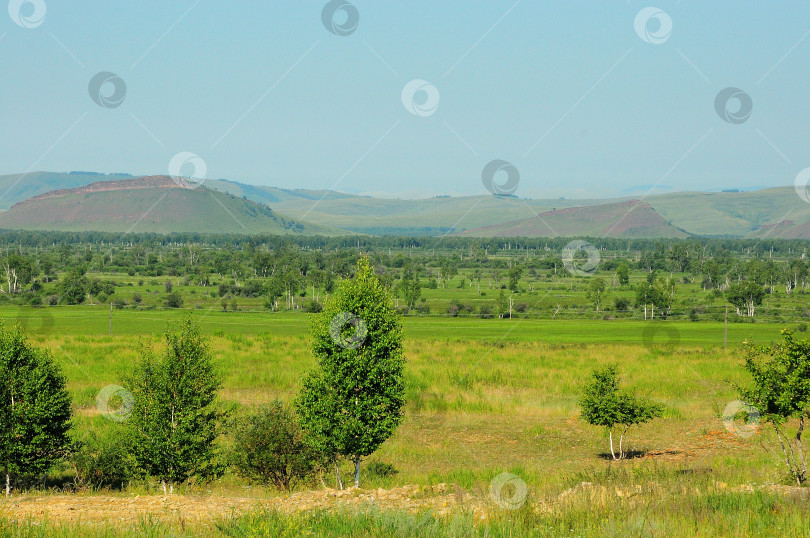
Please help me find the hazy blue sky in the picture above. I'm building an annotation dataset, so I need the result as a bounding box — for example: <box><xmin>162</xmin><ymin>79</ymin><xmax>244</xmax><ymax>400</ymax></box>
<box><xmin>2</xmin><ymin>1</ymin><xmax>809</xmax><ymax>199</ymax></box>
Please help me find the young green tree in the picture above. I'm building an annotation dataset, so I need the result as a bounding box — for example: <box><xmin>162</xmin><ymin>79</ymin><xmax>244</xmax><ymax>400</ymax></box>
<box><xmin>737</xmin><ymin>331</ymin><xmax>810</xmax><ymax>485</ymax></box>
<box><xmin>0</xmin><ymin>323</ymin><xmax>72</xmax><ymax>495</ymax></box>
<box><xmin>399</xmin><ymin>267</ymin><xmax>421</xmax><ymax>310</ymax></box>
<box><xmin>125</xmin><ymin>319</ymin><xmax>225</xmax><ymax>494</ymax></box>
<box><xmin>507</xmin><ymin>266</ymin><xmax>523</xmax><ymax>292</ymax></box>
<box><xmin>726</xmin><ymin>281</ymin><xmax>765</xmax><ymax>317</ymax></box>
<box><xmin>615</xmin><ymin>262</ymin><xmax>630</xmax><ymax>286</ymax></box>
<box><xmin>579</xmin><ymin>365</ymin><xmax>664</xmax><ymax>460</ymax></box>
<box><xmin>587</xmin><ymin>277</ymin><xmax>606</xmax><ymax>312</ymax></box>
<box><xmin>297</xmin><ymin>256</ymin><xmax>405</xmax><ymax>488</ymax></box>
<box><xmin>57</xmin><ymin>268</ymin><xmax>89</xmax><ymax>305</ymax></box>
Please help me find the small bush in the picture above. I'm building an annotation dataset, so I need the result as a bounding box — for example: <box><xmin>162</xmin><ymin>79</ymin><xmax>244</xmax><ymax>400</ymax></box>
<box><xmin>230</xmin><ymin>402</ymin><xmax>323</xmax><ymax>491</ymax></box>
<box><xmin>164</xmin><ymin>292</ymin><xmax>183</xmax><ymax>308</ymax></box>
<box><xmin>365</xmin><ymin>460</ymin><xmax>398</xmax><ymax>479</ymax></box>
<box><xmin>70</xmin><ymin>432</ymin><xmax>136</xmax><ymax>490</ymax></box>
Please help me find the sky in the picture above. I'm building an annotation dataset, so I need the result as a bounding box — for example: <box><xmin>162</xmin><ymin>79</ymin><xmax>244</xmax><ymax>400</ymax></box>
<box><xmin>2</xmin><ymin>0</ymin><xmax>810</xmax><ymax>200</ymax></box>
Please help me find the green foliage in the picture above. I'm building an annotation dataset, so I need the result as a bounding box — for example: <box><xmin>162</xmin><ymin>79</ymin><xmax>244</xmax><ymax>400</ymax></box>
<box><xmin>69</xmin><ymin>430</ymin><xmax>136</xmax><ymax>490</ymax></box>
<box><xmin>579</xmin><ymin>365</ymin><xmax>664</xmax><ymax>459</ymax></box>
<box><xmin>399</xmin><ymin>268</ymin><xmax>421</xmax><ymax>309</ymax></box>
<box><xmin>124</xmin><ymin>319</ymin><xmax>225</xmax><ymax>492</ymax></box>
<box><xmin>616</xmin><ymin>262</ymin><xmax>630</xmax><ymax>285</ymax></box>
<box><xmin>726</xmin><ymin>281</ymin><xmax>766</xmax><ymax>317</ymax></box>
<box><xmin>296</xmin><ymin>256</ymin><xmax>405</xmax><ymax>487</ymax></box>
<box><xmin>0</xmin><ymin>323</ymin><xmax>72</xmax><ymax>492</ymax></box>
<box><xmin>164</xmin><ymin>292</ymin><xmax>183</xmax><ymax>308</ymax></box>
<box><xmin>230</xmin><ymin>401</ymin><xmax>323</xmax><ymax>491</ymax></box>
<box><xmin>738</xmin><ymin>330</ymin><xmax>810</xmax><ymax>484</ymax></box>
<box><xmin>57</xmin><ymin>269</ymin><xmax>89</xmax><ymax>305</ymax></box>
<box><xmin>587</xmin><ymin>277</ymin><xmax>606</xmax><ymax>312</ymax></box>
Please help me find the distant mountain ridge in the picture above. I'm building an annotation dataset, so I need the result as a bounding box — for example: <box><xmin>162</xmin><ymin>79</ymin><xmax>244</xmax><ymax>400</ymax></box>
<box><xmin>2</xmin><ymin>172</ymin><xmax>810</xmax><ymax>238</ymax></box>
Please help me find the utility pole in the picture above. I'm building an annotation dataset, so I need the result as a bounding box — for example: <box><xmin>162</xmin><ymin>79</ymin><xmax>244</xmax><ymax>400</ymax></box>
<box><xmin>109</xmin><ymin>302</ymin><xmax>113</xmax><ymax>336</ymax></box>
<box><xmin>724</xmin><ymin>305</ymin><xmax>728</xmax><ymax>350</ymax></box>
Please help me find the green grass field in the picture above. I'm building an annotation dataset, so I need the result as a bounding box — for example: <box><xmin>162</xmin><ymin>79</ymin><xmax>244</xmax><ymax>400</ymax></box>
<box><xmin>1</xmin><ymin>304</ymin><xmax>808</xmax><ymax>536</ymax></box>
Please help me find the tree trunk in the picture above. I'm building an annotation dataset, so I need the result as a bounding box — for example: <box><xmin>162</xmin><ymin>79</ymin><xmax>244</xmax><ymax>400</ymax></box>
<box><xmin>5</xmin><ymin>472</ymin><xmax>9</xmax><ymax>497</ymax></box>
<box><xmin>609</xmin><ymin>429</ymin><xmax>617</xmax><ymax>460</ymax></box>
<box><xmin>334</xmin><ymin>461</ymin><xmax>344</xmax><ymax>490</ymax></box>
<box><xmin>353</xmin><ymin>456</ymin><xmax>361</xmax><ymax>488</ymax></box>
<box><xmin>162</xmin><ymin>480</ymin><xmax>167</xmax><ymax>495</ymax></box>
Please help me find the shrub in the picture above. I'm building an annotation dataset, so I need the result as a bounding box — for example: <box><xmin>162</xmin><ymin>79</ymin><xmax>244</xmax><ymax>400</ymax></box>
<box><xmin>365</xmin><ymin>460</ymin><xmax>398</xmax><ymax>479</ymax></box>
<box><xmin>132</xmin><ymin>293</ymin><xmax>142</xmax><ymax>304</ymax></box>
<box><xmin>614</xmin><ymin>297</ymin><xmax>630</xmax><ymax>312</ymax></box>
<box><xmin>164</xmin><ymin>292</ymin><xmax>183</xmax><ymax>309</ymax></box>
<box><xmin>230</xmin><ymin>402</ymin><xmax>323</xmax><ymax>491</ymax></box>
<box><xmin>70</xmin><ymin>432</ymin><xmax>136</xmax><ymax>490</ymax></box>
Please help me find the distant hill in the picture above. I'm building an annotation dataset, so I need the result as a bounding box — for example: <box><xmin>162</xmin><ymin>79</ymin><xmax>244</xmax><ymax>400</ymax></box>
<box><xmin>459</xmin><ymin>200</ymin><xmax>689</xmax><ymax>238</ymax></box>
<box><xmin>0</xmin><ymin>171</ymin><xmax>133</xmax><ymax>210</ymax></box>
<box><xmin>3</xmin><ymin>172</ymin><xmax>810</xmax><ymax>238</ymax></box>
<box><xmin>0</xmin><ymin>176</ymin><xmax>340</xmax><ymax>235</ymax></box>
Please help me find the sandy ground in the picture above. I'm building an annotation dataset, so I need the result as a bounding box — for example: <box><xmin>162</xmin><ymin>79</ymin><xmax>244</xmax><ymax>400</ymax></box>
<box><xmin>0</xmin><ymin>483</ymin><xmax>489</xmax><ymax>526</ymax></box>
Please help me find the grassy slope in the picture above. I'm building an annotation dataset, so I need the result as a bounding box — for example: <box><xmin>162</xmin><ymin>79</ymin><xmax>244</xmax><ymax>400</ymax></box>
<box><xmin>4</xmin><ymin>173</ymin><xmax>810</xmax><ymax>237</ymax></box>
<box><xmin>4</xmin><ymin>305</ymin><xmax>807</xmax><ymax>536</ymax></box>
<box><xmin>459</xmin><ymin>200</ymin><xmax>689</xmax><ymax>238</ymax></box>
<box><xmin>0</xmin><ymin>186</ymin><xmax>341</xmax><ymax>235</ymax></box>
<box><xmin>0</xmin><ymin>171</ymin><xmax>132</xmax><ymax>210</ymax></box>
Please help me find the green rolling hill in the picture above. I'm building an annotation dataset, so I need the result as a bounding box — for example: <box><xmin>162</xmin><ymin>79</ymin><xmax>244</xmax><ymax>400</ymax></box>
<box><xmin>459</xmin><ymin>200</ymin><xmax>689</xmax><ymax>238</ymax></box>
<box><xmin>0</xmin><ymin>176</ymin><xmax>341</xmax><ymax>235</ymax></box>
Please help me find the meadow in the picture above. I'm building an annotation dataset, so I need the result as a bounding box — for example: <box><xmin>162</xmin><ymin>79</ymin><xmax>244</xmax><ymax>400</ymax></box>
<box><xmin>0</xmin><ymin>304</ymin><xmax>807</xmax><ymax>536</ymax></box>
